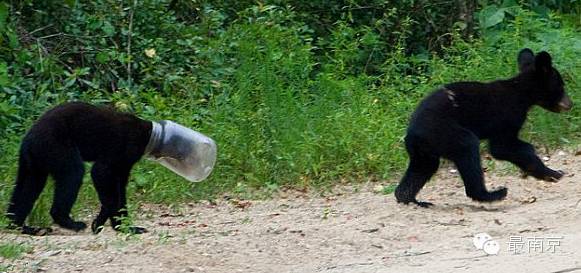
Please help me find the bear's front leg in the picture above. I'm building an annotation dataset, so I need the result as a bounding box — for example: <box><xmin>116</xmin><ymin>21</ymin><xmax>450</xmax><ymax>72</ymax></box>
<box><xmin>90</xmin><ymin>163</ymin><xmax>146</xmax><ymax>234</ymax></box>
<box><xmin>109</xmin><ymin>167</ymin><xmax>147</xmax><ymax>234</ymax></box>
<box><xmin>109</xmin><ymin>191</ymin><xmax>147</xmax><ymax>235</ymax></box>
<box><xmin>447</xmin><ymin>135</ymin><xmax>507</xmax><ymax>202</ymax></box>
<box><xmin>489</xmin><ymin>138</ymin><xmax>564</xmax><ymax>182</ymax></box>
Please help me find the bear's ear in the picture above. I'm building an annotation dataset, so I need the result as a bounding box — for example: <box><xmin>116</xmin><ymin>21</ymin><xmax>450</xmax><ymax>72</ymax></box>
<box><xmin>535</xmin><ymin>51</ymin><xmax>553</xmax><ymax>74</ymax></box>
<box><xmin>517</xmin><ymin>48</ymin><xmax>535</xmax><ymax>72</ymax></box>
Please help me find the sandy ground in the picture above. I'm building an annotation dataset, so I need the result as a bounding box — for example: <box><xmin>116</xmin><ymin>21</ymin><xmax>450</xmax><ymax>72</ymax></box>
<box><xmin>2</xmin><ymin>150</ymin><xmax>581</xmax><ymax>273</ymax></box>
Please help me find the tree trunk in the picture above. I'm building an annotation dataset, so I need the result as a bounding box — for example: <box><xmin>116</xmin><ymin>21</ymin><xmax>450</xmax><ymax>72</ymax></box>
<box><xmin>457</xmin><ymin>0</ymin><xmax>476</xmax><ymax>38</ymax></box>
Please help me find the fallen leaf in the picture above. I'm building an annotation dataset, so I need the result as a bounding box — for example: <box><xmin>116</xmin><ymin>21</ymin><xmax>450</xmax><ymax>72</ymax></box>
<box><xmin>373</xmin><ymin>185</ymin><xmax>384</xmax><ymax>193</ymax></box>
<box><xmin>231</xmin><ymin>199</ymin><xmax>252</xmax><ymax>209</ymax></box>
<box><xmin>520</xmin><ymin>196</ymin><xmax>537</xmax><ymax>204</ymax></box>
<box><xmin>362</xmin><ymin>228</ymin><xmax>380</xmax><ymax>233</ymax></box>
<box><xmin>407</xmin><ymin>236</ymin><xmax>420</xmax><ymax>242</ymax></box>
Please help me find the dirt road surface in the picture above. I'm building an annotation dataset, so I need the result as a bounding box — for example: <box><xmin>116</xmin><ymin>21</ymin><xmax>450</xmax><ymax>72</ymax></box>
<box><xmin>2</xmin><ymin>150</ymin><xmax>581</xmax><ymax>273</ymax></box>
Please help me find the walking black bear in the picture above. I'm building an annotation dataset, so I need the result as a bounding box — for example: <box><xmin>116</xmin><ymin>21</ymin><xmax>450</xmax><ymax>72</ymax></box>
<box><xmin>6</xmin><ymin>102</ymin><xmax>152</xmax><ymax>235</ymax></box>
<box><xmin>395</xmin><ymin>49</ymin><xmax>572</xmax><ymax>207</ymax></box>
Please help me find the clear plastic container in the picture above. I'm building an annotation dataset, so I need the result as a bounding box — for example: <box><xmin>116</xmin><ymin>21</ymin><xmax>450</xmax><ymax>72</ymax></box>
<box><xmin>145</xmin><ymin>120</ymin><xmax>217</xmax><ymax>182</ymax></box>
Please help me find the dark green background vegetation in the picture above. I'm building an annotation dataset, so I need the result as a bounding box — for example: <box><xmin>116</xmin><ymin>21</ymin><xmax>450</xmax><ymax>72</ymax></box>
<box><xmin>0</xmin><ymin>0</ymin><xmax>579</xmax><ymax>226</ymax></box>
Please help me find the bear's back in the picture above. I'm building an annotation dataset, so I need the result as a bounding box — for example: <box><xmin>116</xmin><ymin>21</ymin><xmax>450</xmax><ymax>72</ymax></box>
<box><xmin>24</xmin><ymin>102</ymin><xmax>151</xmax><ymax>163</ymax></box>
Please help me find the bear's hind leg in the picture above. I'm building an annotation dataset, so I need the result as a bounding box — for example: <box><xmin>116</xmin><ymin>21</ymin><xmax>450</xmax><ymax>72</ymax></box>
<box><xmin>6</xmin><ymin>157</ymin><xmax>50</xmax><ymax>235</ymax></box>
<box><xmin>395</xmin><ymin>151</ymin><xmax>440</xmax><ymax>208</ymax></box>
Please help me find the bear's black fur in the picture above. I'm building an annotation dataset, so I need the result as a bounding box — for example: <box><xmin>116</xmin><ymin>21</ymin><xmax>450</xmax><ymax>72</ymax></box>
<box><xmin>6</xmin><ymin>102</ymin><xmax>152</xmax><ymax>235</ymax></box>
<box><xmin>395</xmin><ymin>49</ymin><xmax>572</xmax><ymax>207</ymax></box>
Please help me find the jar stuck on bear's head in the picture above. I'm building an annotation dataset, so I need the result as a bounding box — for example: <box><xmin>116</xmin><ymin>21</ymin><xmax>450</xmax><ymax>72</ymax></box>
<box><xmin>145</xmin><ymin>120</ymin><xmax>217</xmax><ymax>182</ymax></box>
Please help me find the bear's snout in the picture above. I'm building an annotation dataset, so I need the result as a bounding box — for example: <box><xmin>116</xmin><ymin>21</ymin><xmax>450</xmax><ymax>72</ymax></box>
<box><xmin>558</xmin><ymin>93</ymin><xmax>572</xmax><ymax>112</ymax></box>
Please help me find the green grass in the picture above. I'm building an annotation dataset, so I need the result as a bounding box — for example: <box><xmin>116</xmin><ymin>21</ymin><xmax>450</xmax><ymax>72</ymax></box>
<box><xmin>0</xmin><ymin>243</ymin><xmax>32</xmax><ymax>259</ymax></box>
<box><xmin>381</xmin><ymin>184</ymin><xmax>398</xmax><ymax>195</ymax></box>
<box><xmin>0</xmin><ymin>264</ymin><xmax>11</xmax><ymax>272</ymax></box>
<box><xmin>0</xmin><ymin>7</ymin><xmax>579</xmax><ymax>227</ymax></box>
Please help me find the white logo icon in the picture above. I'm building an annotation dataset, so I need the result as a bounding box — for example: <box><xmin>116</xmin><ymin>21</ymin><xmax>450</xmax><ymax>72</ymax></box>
<box><xmin>473</xmin><ymin>233</ymin><xmax>500</xmax><ymax>255</ymax></box>
<box><xmin>473</xmin><ymin>233</ymin><xmax>492</xmax><ymax>249</ymax></box>
<box><xmin>483</xmin><ymin>240</ymin><xmax>500</xmax><ymax>255</ymax></box>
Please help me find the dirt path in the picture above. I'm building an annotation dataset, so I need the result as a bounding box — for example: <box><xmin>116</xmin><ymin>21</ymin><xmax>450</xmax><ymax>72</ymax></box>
<box><xmin>2</xmin><ymin>150</ymin><xmax>581</xmax><ymax>273</ymax></box>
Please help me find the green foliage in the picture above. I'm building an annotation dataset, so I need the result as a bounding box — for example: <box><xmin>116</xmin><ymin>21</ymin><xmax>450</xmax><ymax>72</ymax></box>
<box><xmin>0</xmin><ymin>1</ymin><xmax>579</xmax><ymax>221</ymax></box>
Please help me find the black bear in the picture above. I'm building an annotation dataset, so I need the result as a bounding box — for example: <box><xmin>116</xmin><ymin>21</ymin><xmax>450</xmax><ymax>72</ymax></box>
<box><xmin>6</xmin><ymin>102</ymin><xmax>152</xmax><ymax>235</ymax></box>
<box><xmin>395</xmin><ymin>49</ymin><xmax>572</xmax><ymax>207</ymax></box>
